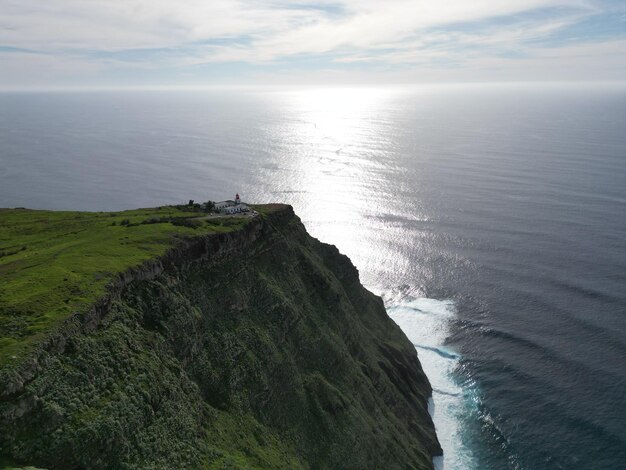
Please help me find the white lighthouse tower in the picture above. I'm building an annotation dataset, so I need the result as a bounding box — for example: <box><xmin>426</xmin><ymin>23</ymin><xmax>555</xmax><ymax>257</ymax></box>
<box><xmin>235</xmin><ymin>193</ymin><xmax>241</xmax><ymax>205</ymax></box>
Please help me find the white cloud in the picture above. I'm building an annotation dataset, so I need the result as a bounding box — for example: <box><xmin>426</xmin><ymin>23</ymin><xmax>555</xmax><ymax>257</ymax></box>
<box><xmin>0</xmin><ymin>50</ymin><xmax>106</xmax><ymax>87</ymax></box>
<box><xmin>0</xmin><ymin>0</ymin><xmax>623</xmax><ymax>87</ymax></box>
<box><xmin>0</xmin><ymin>0</ymin><xmax>589</xmax><ymax>52</ymax></box>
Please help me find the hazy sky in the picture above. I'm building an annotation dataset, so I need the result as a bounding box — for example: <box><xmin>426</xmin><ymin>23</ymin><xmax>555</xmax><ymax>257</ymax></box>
<box><xmin>1</xmin><ymin>0</ymin><xmax>625</xmax><ymax>89</ymax></box>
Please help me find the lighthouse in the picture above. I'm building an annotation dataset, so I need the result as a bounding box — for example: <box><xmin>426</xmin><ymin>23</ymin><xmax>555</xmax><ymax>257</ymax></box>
<box><xmin>235</xmin><ymin>193</ymin><xmax>240</xmax><ymax>205</ymax></box>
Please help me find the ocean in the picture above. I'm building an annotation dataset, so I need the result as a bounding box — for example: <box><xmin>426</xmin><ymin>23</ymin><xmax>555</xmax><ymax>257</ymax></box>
<box><xmin>1</xmin><ymin>84</ymin><xmax>625</xmax><ymax>469</ymax></box>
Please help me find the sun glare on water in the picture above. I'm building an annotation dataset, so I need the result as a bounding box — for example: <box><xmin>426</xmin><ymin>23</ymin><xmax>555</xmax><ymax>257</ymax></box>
<box><xmin>278</xmin><ymin>88</ymin><xmax>398</xmax><ymax>246</ymax></box>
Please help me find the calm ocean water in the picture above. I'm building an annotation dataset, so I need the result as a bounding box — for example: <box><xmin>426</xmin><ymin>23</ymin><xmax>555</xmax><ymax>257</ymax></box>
<box><xmin>1</xmin><ymin>85</ymin><xmax>625</xmax><ymax>469</ymax></box>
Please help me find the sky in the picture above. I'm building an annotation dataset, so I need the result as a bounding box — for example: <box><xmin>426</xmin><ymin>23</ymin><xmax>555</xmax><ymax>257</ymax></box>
<box><xmin>1</xmin><ymin>0</ymin><xmax>625</xmax><ymax>89</ymax></box>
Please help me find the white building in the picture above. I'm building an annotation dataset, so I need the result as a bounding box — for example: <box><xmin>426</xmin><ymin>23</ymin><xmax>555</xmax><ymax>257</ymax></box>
<box><xmin>216</xmin><ymin>193</ymin><xmax>249</xmax><ymax>214</ymax></box>
<box><xmin>215</xmin><ymin>200</ymin><xmax>235</xmax><ymax>211</ymax></box>
<box><xmin>223</xmin><ymin>204</ymin><xmax>249</xmax><ymax>214</ymax></box>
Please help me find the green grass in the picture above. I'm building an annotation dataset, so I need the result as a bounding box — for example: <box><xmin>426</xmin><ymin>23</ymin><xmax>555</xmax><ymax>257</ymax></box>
<box><xmin>0</xmin><ymin>454</ymin><xmax>45</xmax><ymax>469</ymax></box>
<box><xmin>0</xmin><ymin>202</ymin><xmax>439</xmax><ymax>469</ymax></box>
<box><xmin>0</xmin><ymin>206</ymin><xmax>252</xmax><ymax>367</ymax></box>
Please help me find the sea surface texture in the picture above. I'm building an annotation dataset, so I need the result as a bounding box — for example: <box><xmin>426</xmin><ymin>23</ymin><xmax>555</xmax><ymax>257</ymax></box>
<box><xmin>1</xmin><ymin>85</ymin><xmax>625</xmax><ymax>469</ymax></box>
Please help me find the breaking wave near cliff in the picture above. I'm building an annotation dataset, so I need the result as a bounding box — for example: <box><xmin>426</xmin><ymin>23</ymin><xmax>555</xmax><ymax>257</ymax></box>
<box><xmin>387</xmin><ymin>298</ymin><xmax>478</xmax><ymax>470</ymax></box>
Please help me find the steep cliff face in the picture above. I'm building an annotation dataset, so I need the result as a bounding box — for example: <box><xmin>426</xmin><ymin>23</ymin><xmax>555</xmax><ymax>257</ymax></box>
<box><xmin>0</xmin><ymin>205</ymin><xmax>441</xmax><ymax>469</ymax></box>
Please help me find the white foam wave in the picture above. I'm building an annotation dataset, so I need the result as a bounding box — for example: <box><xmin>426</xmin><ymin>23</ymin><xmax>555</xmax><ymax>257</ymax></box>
<box><xmin>387</xmin><ymin>298</ymin><xmax>478</xmax><ymax>470</ymax></box>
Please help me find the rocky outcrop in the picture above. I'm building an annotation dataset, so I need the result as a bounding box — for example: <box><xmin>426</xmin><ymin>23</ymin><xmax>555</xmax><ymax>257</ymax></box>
<box><xmin>0</xmin><ymin>205</ymin><xmax>441</xmax><ymax>469</ymax></box>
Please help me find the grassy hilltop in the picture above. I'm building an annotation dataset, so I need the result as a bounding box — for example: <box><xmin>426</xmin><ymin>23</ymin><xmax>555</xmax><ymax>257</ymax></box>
<box><xmin>0</xmin><ymin>206</ymin><xmax>251</xmax><ymax>366</ymax></box>
<box><xmin>0</xmin><ymin>204</ymin><xmax>440</xmax><ymax>469</ymax></box>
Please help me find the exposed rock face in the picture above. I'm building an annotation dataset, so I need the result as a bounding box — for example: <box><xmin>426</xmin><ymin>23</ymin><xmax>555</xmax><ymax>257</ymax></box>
<box><xmin>0</xmin><ymin>205</ymin><xmax>441</xmax><ymax>469</ymax></box>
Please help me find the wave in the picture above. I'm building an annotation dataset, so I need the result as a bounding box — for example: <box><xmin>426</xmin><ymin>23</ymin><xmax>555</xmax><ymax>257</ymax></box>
<box><xmin>387</xmin><ymin>296</ymin><xmax>479</xmax><ymax>470</ymax></box>
<box><xmin>475</xmin><ymin>324</ymin><xmax>626</xmax><ymax>385</ymax></box>
<box><xmin>433</xmin><ymin>388</ymin><xmax>462</xmax><ymax>397</ymax></box>
<box><xmin>413</xmin><ymin>343</ymin><xmax>461</xmax><ymax>360</ymax></box>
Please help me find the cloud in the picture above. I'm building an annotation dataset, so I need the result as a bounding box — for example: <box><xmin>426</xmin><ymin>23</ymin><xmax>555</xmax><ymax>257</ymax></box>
<box><xmin>0</xmin><ymin>50</ymin><xmax>106</xmax><ymax>87</ymax></box>
<box><xmin>0</xmin><ymin>0</ymin><xmax>624</xmax><ymax>87</ymax></box>
<box><xmin>0</xmin><ymin>0</ymin><xmax>589</xmax><ymax>52</ymax></box>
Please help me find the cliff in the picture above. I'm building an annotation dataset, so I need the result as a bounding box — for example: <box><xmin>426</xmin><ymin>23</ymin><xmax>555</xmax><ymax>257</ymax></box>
<box><xmin>0</xmin><ymin>204</ymin><xmax>441</xmax><ymax>469</ymax></box>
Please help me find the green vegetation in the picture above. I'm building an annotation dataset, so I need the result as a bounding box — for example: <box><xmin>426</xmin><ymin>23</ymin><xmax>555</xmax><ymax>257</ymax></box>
<box><xmin>0</xmin><ymin>204</ymin><xmax>440</xmax><ymax>469</ymax></box>
<box><xmin>0</xmin><ymin>206</ymin><xmax>251</xmax><ymax>366</ymax></box>
<box><xmin>2</xmin><ymin>292</ymin><xmax>303</xmax><ymax>469</ymax></box>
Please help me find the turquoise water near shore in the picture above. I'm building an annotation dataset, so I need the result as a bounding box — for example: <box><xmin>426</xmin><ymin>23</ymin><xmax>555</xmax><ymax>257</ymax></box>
<box><xmin>1</xmin><ymin>84</ymin><xmax>625</xmax><ymax>469</ymax></box>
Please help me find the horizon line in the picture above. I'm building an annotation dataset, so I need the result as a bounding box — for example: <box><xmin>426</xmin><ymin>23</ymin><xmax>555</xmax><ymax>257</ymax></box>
<box><xmin>1</xmin><ymin>80</ymin><xmax>626</xmax><ymax>93</ymax></box>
